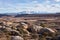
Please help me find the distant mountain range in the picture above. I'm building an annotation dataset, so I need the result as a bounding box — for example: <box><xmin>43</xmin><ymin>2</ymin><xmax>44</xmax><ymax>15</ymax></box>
<box><xmin>15</xmin><ymin>13</ymin><xmax>60</xmax><ymax>17</ymax></box>
<box><xmin>0</xmin><ymin>11</ymin><xmax>60</xmax><ymax>17</ymax></box>
<box><xmin>3</xmin><ymin>11</ymin><xmax>57</xmax><ymax>15</ymax></box>
<box><xmin>0</xmin><ymin>14</ymin><xmax>11</xmax><ymax>17</ymax></box>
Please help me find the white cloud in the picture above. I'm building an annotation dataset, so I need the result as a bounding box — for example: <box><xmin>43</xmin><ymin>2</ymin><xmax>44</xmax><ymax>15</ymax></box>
<box><xmin>54</xmin><ymin>0</ymin><xmax>60</xmax><ymax>2</ymax></box>
<box><xmin>0</xmin><ymin>0</ymin><xmax>60</xmax><ymax>13</ymax></box>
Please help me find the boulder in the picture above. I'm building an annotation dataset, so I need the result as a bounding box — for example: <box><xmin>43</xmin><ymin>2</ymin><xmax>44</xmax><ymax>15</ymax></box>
<box><xmin>38</xmin><ymin>27</ymin><xmax>56</xmax><ymax>37</ymax></box>
<box><xmin>28</xmin><ymin>25</ymin><xmax>43</xmax><ymax>33</ymax></box>
<box><xmin>11</xmin><ymin>36</ymin><xmax>24</xmax><ymax>40</ymax></box>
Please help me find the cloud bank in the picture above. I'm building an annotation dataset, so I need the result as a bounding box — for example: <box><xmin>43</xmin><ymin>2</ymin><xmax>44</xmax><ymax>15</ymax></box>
<box><xmin>0</xmin><ymin>0</ymin><xmax>60</xmax><ymax>13</ymax></box>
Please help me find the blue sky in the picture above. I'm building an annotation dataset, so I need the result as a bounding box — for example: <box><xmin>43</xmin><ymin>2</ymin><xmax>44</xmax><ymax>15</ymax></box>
<box><xmin>0</xmin><ymin>0</ymin><xmax>60</xmax><ymax>13</ymax></box>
